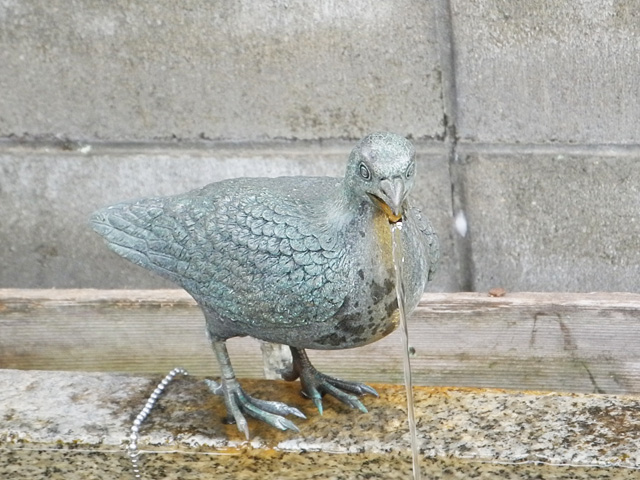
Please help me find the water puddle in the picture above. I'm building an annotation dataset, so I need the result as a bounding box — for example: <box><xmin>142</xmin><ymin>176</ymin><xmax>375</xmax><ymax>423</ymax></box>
<box><xmin>391</xmin><ymin>220</ymin><xmax>422</xmax><ymax>480</ymax></box>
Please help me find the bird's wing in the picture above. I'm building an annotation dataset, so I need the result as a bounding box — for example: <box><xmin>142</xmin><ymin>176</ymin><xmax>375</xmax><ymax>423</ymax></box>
<box><xmin>90</xmin><ymin>177</ymin><xmax>349</xmax><ymax>327</ymax></box>
<box><xmin>412</xmin><ymin>206</ymin><xmax>440</xmax><ymax>282</ymax></box>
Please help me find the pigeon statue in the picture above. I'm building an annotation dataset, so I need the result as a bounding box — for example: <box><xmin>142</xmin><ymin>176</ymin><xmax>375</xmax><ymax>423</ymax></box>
<box><xmin>91</xmin><ymin>132</ymin><xmax>439</xmax><ymax>438</ymax></box>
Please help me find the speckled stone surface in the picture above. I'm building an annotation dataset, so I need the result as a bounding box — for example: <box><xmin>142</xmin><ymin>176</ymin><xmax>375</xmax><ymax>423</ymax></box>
<box><xmin>1</xmin><ymin>369</ymin><xmax>639</xmax><ymax>479</ymax></box>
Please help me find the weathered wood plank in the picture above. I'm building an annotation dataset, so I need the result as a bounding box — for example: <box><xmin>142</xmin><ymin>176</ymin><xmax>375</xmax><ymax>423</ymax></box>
<box><xmin>1</xmin><ymin>289</ymin><xmax>639</xmax><ymax>394</ymax></box>
<box><xmin>407</xmin><ymin>292</ymin><xmax>640</xmax><ymax>392</ymax></box>
<box><xmin>0</xmin><ymin>289</ymin><xmax>263</xmax><ymax>378</ymax></box>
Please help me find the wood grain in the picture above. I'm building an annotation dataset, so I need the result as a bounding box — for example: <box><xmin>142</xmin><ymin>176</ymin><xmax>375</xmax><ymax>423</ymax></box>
<box><xmin>1</xmin><ymin>289</ymin><xmax>639</xmax><ymax>394</ymax></box>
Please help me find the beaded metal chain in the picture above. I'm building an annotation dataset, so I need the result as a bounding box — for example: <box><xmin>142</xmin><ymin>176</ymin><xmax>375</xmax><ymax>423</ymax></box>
<box><xmin>127</xmin><ymin>367</ymin><xmax>189</xmax><ymax>479</ymax></box>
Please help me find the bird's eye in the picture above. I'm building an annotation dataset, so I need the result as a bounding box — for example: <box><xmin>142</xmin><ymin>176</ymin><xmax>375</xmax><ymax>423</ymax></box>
<box><xmin>359</xmin><ymin>163</ymin><xmax>371</xmax><ymax>180</ymax></box>
<box><xmin>405</xmin><ymin>163</ymin><xmax>415</xmax><ymax>179</ymax></box>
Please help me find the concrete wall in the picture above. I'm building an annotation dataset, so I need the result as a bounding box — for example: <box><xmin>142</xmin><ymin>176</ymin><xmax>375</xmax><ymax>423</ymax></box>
<box><xmin>1</xmin><ymin>0</ymin><xmax>639</xmax><ymax>293</ymax></box>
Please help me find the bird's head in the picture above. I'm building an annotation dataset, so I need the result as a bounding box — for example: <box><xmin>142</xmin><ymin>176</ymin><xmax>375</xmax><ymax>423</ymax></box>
<box><xmin>345</xmin><ymin>132</ymin><xmax>416</xmax><ymax>224</ymax></box>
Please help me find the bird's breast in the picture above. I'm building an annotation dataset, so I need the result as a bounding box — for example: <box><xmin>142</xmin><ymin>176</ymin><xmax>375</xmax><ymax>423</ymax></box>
<box><xmin>304</xmin><ymin>208</ymin><xmax>402</xmax><ymax>350</ymax></box>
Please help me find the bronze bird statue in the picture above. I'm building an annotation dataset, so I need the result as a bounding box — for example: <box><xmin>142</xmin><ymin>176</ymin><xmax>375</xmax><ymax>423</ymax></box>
<box><xmin>91</xmin><ymin>132</ymin><xmax>439</xmax><ymax>438</ymax></box>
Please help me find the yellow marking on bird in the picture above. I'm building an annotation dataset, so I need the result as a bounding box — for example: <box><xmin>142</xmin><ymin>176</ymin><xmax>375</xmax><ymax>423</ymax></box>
<box><xmin>373</xmin><ymin>208</ymin><xmax>400</xmax><ymax>325</ymax></box>
<box><xmin>373</xmin><ymin>208</ymin><xmax>394</xmax><ymax>263</ymax></box>
<box><xmin>372</xmin><ymin>196</ymin><xmax>403</xmax><ymax>223</ymax></box>
<box><xmin>390</xmin><ymin>309</ymin><xmax>400</xmax><ymax>329</ymax></box>
<box><xmin>381</xmin><ymin>203</ymin><xmax>403</xmax><ymax>223</ymax></box>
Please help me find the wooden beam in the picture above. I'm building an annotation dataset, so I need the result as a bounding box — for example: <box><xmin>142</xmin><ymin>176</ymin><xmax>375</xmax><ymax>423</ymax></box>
<box><xmin>1</xmin><ymin>289</ymin><xmax>639</xmax><ymax>394</ymax></box>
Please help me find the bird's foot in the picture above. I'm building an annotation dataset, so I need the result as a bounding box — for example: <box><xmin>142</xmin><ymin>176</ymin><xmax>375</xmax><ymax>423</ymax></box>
<box><xmin>205</xmin><ymin>378</ymin><xmax>306</xmax><ymax>439</ymax></box>
<box><xmin>285</xmin><ymin>348</ymin><xmax>378</xmax><ymax>415</ymax></box>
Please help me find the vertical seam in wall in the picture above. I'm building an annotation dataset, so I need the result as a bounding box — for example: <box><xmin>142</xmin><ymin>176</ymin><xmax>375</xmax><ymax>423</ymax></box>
<box><xmin>433</xmin><ymin>0</ymin><xmax>458</xmax><ymax>142</ymax></box>
<box><xmin>433</xmin><ymin>0</ymin><xmax>474</xmax><ymax>291</ymax></box>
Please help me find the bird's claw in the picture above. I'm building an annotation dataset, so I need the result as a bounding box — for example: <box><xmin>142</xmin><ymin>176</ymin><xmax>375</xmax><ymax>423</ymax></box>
<box><xmin>300</xmin><ymin>371</ymin><xmax>378</xmax><ymax>415</ymax></box>
<box><xmin>298</xmin><ymin>367</ymin><xmax>378</xmax><ymax>415</ymax></box>
<box><xmin>311</xmin><ymin>396</ymin><xmax>324</xmax><ymax>416</ymax></box>
<box><xmin>205</xmin><ymin>379</ymin><xmax>304</xmax><ymax>439</ymax></box>
<box><xmin>287</xmin><ymin>348</ymin><xmax>378</xmax><ymax>415</ymax></box>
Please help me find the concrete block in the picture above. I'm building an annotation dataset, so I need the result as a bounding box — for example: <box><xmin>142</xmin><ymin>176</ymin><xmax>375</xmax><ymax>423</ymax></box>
<box><xmin>456</xmin><ymin>147</ymin><xmax>640</xmax><ymax>292</ymax></box>
<box><xmin>0</xmin><ymin>0</ymin><xmax>444</xmax><ymax>141</ymax></box>
<box><xmin>450</xmin><ymin>1</ymin><xmax>640</xmax><ymax>144</ymax></box>
<box><xmin>0</xmin><ymin>141</ymin><xmax>457</xmax><ymax>291</ymax></box>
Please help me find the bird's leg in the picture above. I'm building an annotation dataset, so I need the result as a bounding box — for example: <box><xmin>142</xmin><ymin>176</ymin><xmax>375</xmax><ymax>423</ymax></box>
<box><xmin>287</xmin><ymin>347</ymin><xmax>379</xmax><ymax>415</ymax></box>
<box><xmin>205</xmin><ymin>340</ymin><xmax>305</xmax><ymax>439</ymax></box>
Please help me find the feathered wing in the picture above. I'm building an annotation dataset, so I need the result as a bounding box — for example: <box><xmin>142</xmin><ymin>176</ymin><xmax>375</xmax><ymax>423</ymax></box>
<box><xmin>90</xmin><ymin>177</ymin><xmax>350</xmax><ymax>327</ymax></box>
<box><xmin>91</xmin><ymin>198</ymin><xmax>195</xmax><ymax>285</ymax></box>
<box><xmin>412</xmin><ymin>206</ymin><xmax>440</xmax><ymax>282</ymax></box>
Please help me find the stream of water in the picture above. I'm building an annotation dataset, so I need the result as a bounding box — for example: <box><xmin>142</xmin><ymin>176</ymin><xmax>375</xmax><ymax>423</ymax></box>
<box><xmin>391</xmin><ymin>221</ymin><xmax>422</xmax><ymax>480</ymax></box>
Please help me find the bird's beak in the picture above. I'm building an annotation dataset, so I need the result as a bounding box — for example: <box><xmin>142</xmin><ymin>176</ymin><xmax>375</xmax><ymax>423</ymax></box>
<box><xmin>379</xmin><ymin>177</ymin><xmax>405</xmax><ymax>223</ymax></box>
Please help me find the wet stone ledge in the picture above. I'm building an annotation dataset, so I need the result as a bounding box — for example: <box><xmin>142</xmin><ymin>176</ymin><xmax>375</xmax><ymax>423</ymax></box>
<box><xmin>1</xmin><ymin>369</ymin><xmax>639</xmax><ymax>479</ymax></box>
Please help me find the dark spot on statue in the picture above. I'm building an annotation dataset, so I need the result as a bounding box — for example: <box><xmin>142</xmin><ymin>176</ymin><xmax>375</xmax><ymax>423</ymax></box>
<box><xmin>334</xmin><ymin>309</ymin><xmax>366</xmax><ymax>337</ymax></box>
<box><xmin>321</xmin><ymin>295</ymin><xmax>367</xmax><ymax>343</ymax></box>
<box><xmin>370</xmin><ymin>280</ymin><xmax>385</xmax><ymax>303</ymax></box>
<box><xmin>357</xmin><ymin>269</ymin><xmax>364</xmax><ymax>280</ymax></box>
<box><xmin>370</xmin><ymin>278</ymin><xmax>394</xmax><ymax>303</ymax></box>
<box><xmin>335</xmin><ymin>296</ymin><xmax>351</xmax><ymax>316</ymax></box>
<box><xmin>317</xmin><ymin>332</ymin><xmax>347</xmax><ymax>347</ymax></box>
<box><xmin>340</xmin><ymin>318</ymin><xmax>366</xmax><ymax>336</ymax></box>
<box><xmin>385</xmin><ymin>298</ymin><xmax>398</xmax><ymax>317</ymax></box>
<box><xmin>359</xmin><ymin>230</ymin><xmax>366</xmax><ymax>237</ymax></box>
<box><xmin>381</xmin><ymin>321</ymin><xmax>396</xmax><ymax>337</ymax></box>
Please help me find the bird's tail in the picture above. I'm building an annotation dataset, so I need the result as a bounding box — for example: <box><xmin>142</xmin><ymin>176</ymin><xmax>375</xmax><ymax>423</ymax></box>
<box><xmin>89</xmin><ymin>200</ymin><xmax>186</xmax><ymax>284</ymax></box>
